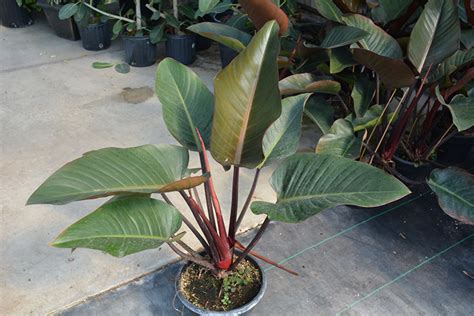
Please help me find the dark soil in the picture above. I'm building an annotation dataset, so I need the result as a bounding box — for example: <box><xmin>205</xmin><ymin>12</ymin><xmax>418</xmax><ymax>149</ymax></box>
<box><xmin>179</xmin><ymin>258</ymin><xmax>262</xmax><ymax>311</ymax></box>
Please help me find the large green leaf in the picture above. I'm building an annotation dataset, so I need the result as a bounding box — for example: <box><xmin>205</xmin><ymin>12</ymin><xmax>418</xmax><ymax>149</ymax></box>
<box><xmin>408</xmin><ymin>0</ymin><xmax>460</xmax><ymax>74</ymax></box>
<box><xmin>313</xmin><ymin>0</ymin><xmax>343</xmax><ymax>22</ymax></box>
<box><xmin>187</xmin><ymin>22</ymin><xmax>252</xmax><ymax>52</ymax></box>
<box><xmin>371</xmin><ymin>0</ymin><xmax>412</xmax><ymax>24</ymax></box>
<box><xmin>436</xmin><ymin>91</ymin><xmax>474</xmax><ymax>132</ymax></box>
<box><xmin>427</xmin><ymin>49</ymin><xmax>474</xmax><ymax>83</ymax></box>
<box><xmin>58</xmin><ymin>3</ymin><xmax>78</xmax><ymax>20</ymax></box>
<box><xmin>210</xmin><ymin>21</ymin><xmax>281</xmax><ymax>168</ymax></box>
<box><xmin>342</xmin><ymin>14</ymin><xmax>402</xmax><ymax>59</ymax></box>
<box><xmin>303</xmin><ymin>95</ymin><xmax>334</xmax><ymax>134</ymax></box>
<box><xmin>316</xmin><ymin>119</ymin><xmax>361</xmax><ymax>159</ymax></box>
<box><xmin>428</xmin><ymin>168</ymin><xmax>474</xmax><ymax>225</ymax></box>
<box><xmin>199</xmin><ymin>0</ymin><xmax>220</xmax><ymax>12</ymax></box>
<box><xmin>279</xmin><ymin>73</ymin><xmax>341</xmax><ymax>95</ymax></box>
<box><xmin>156</xmin><ymin>58</ymin><xmax>214</xmax><ymax>151</ymax></box>
<box><xmin>259</xmin><ymin>94</ymin><xmax>311</xmax><ymax>168</ymax></box>
<box><xmin>27</xmin><ymin>145</ymin><xmax>205</xmax><ymax>205</ymax></box>
<box><xmin>321</xmin><ymin>26</ymin><xmax>369</xmax><ymax>49</ymax></box>
<box><xmin>352</xmin><ymin>75</ymin><xmax>375</xmax><ymax>117</ymax></box>
<box><xmin>52</xmin><ymin>197</ymin><xmax>183</xmax><ymax>256</ymax></box>
<box><xmin>352</xmin><ymin>48</ymin><xmax>416</xmax><ymax>88</ymax></box>
<box><xmin>251</xmin><ymin>153</ymin><xmax>410</xmax><ymax>222</ymax></box>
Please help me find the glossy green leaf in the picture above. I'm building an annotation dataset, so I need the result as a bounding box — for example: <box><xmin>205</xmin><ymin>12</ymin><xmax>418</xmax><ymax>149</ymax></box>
<box><xmin>428</xmin><ymin>49</ymin><xmax>474</xmax><ymax>83</ymax></box>
<box><xmin>114</xmin><ymin>63</ymin><xmax>130</xmax><ymax>74</ymax></box>
<box><xmin>316</xmin><ymin>119</ymin><xmax>361</xmax><ymax>158</ymax></box>
<box><xmin>321</xmin><ymin>26</ymin><xmax>369</xmax><ymax>49</ymax></box>
<box><xmin>58</xmin><ymin>3</ymin><xmax>78</xmax><ymax>20</ymax></box>
<box><xmin>329</xmin><ymin>47</ymin><xmax>356</xmax><ymax>74</ymax></box>
<box><xmin>251</xmin><ymin>153</ymin><xmax>411</xmax><ymax>222</ymax></box>
<box><xmin>408</xmin><ymin>0</ymin><xmax>460</xmax><ymax>74</ymax></box>
<box><xmin>313</xmin><ymin>0</ymin><xmax>343</xmax><ymax>22</ymax></box>
<box><xmin>52</xmin><ymin>197</ymin><xmax>183</xmax><ymax>256</ymax></box>
<box><xmin>112</xmin><ymin>20</ymin><xmax>123</xmax><ymax>35</ymax></box>
<box><xmin>428</xmin><ymin>168</ymin><xmax>474</xmax><ymax>225</ymax></box>
<box><xmin>352</xmin><ymin>75</ymin><xmax>375</xmax><ymax>117</ymax></box>
<box><xmin>371</xmin><ymin>0</ymin><xmax>412</xmax><ymax>24</ymax></box>
<box><xmin>279</xmin><ymin>73</ymin><xmax>341</xmax><ymax>95</ymax></box>
<box><xmin>27</xmin><ymin>145</ymin><xmax>202</xmax><ymax>205</ymax></box>
<box><xmin>156</xmin><ymin>58</ymin><xmax>214</xmax><ymax>151</ymax></box>
<box><xmin>150</xmin><ymin>23</ymin><xmax>166</xmax><ymax>44</ymax></box>
<box><xmin>342</xmin><ymin>14</ymin><xmax>402</xmax><ymax>59</ymax></box>
<box><xmin>92</xmin><ymin>62</ymin><xmax>114</xmax><ymax>69</ymax></box>
<box><xmin>352</xmin><ymin>48</ymin><xmax>416</xmax><ymax>88</ymax></box>
<box><xmin>303</xmin><ymin>95</ymin><xmax>334</xmax><ymax>134</ymax></box>
<box><xmin>436</xmin><ymin>90</ymin><xmax>474</xmax><ymax>132</ymax></box>
<box><xmin>187</xmin><ymin>22</ymin><xmax>252</xmax><ymax>52</ymax></box>
<box><xmin>210</xmin><ymin>21</ymin><xmax>281</xmax><ymax>168</ymax></box>
<box><xmin>259</xmin><ymin>94</ymin><xmax>311</xmax><ymax>168</ymax></box>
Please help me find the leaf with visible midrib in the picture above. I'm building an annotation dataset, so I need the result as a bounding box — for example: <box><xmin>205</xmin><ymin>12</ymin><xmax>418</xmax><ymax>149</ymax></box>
<box><xmin>321</xmin><ymin>26</ymin><xmax>369</xmax><ymax>49</ymax></box>
<box><xmin>210</xmin><ymin>21</ymin><xmax>281</xmax><ymax>168</ymax></box>
<box><xmin>27</xmin><ymin>145</ymin><xmax>201</xmax><ymax>205</ymax></box>
<box><xmin>187</xmin><ymin>22</ymin><xmax>252</xmax><ymax>52</ymax></box>
<box><xmin>428</xmin><ymin>168</ymin><xmax>474</xmax><ymax>225</ymax></box>
<box><xmin>408</xmin><ymin>0</ymin><xmax>460</xmax><ymax>73</ymax></box>
<box><xmin>156</xmin><ymin>58</ymin><xmax>214</xmax><ymax>151</ymax></box>
<box><xmin>251</xmin><ymin>153</ymin><xmax>410</xmax><ymax>222</ymax></box>
<box><xmin>52</xmin><ymin>197</ymin><xmax>183</xmax><ymax>257</ymax></box>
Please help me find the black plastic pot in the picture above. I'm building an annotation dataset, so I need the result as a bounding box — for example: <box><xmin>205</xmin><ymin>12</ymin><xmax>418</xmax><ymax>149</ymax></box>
<box><xmin>166</xmin><ymin>33</ymin><xmax>196</xmax><ymax>65</ymax></box>
<box><xmin>79</xmin><ymin>22</ymin><xmax>112</xmax><ymax>51</ymax></box>
<box><xmin>195</xmin><ymin>34</ymin><xmax>212</xmax><ymax>51</ymax></box>
<box><xmin>393</xmin><ymin>155</ymin><xmax>434</xmax><ymax>188</ymax></box>
<box><xmin>219</xmin><ymin>44</ymin><xmax>238</xmax><ymax>68</ymax></box>
<box><xmin>37</xmin><ymin>0</ymin><xmax>80</xmax><ymax>41</ymax></box>
<box><xmin>0</xmin><ymin>0</ymin><xmax>33</xmax><ymax>28</ymax></box>
<box><xmin>436</xmin><ymin>133</ymin><xmax>474</xmax><ymax>165</ymax></box>
<box><xmin>122</xmin><ymin>35</ymin><xmax>158</xmax><ymax>67</ymax></box>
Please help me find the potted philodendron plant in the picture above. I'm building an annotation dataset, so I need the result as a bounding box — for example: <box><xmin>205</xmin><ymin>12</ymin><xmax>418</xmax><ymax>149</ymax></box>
<box><xmin>28</xmin><ymin>21</ymin><xmax>411</xmax><ymax>314</ymax></box>
<box><xmin>58</xmin><ymin>0</ymin><xmax>114</xmax><ymax>51</ymax></box>
<box><xmin>0</xmin><ymin>0</ymin><xmax>35</xmax><ymax>28</ymax></box>
<box><xmin>37</xmin><ymin>0</ymin><xmax>81</xmax><ymax>40</ymax></box>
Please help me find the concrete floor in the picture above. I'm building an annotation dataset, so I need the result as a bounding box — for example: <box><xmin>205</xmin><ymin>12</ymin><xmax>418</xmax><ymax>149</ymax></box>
<box><xmin>0</xmin><ymin>16</ymin><xmax>284</xmax><ymax>315</ymax></box>
<box><xmin>58</xmin><ymin>191</ymin><xmax>474</xmax><ymax>315</ymax></box>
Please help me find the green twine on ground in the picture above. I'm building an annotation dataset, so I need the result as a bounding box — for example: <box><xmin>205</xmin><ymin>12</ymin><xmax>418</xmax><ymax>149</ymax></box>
<box><xmin>336</xmin><ymin>233</ymin><xmax>474</xmax><ymax>315</ymax></box>
<box><xmin>264</xmin><ymin>192</ymin><xmax>429</xmax><ymax>272</ymax></box>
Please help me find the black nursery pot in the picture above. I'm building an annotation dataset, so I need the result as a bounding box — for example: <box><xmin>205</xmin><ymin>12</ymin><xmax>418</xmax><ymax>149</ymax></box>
<box><xmin>393</xmin><ymin>155</ymin><xmax>434</xmax><ymax>189</ymax></box>
<box><xmin>219</xmin><ymin>44</ymin><xmax>238</xmax><ymax>68</ymax></box>
<box><xmin>195</xmin><ymin>34</ymin><xmax>212</xmax><ymax>51</ymax></box>
<box><xmin>0</xmin><ymin>0</ymin><xmax>33</xmax><ymax>28</ymax></box>
<box><xmin>79</xmin><ymin>22</ymin><xmax>112</xmax><ymax>51</ymax></box>
<box><xmin>436</xmin><ymin>133</ymin><xmax>474</xmax><ymax>165</ymax></box>
<box><xmin>166</xmin><ymin>33</ymin><xmax>196</xmax><ymax>65</ymax></box>
<box><xmin>37</xmin><ymin>0</ymin><xmax>80</xmax><ymax>41</ymax></box>
<box><xmin>122</xmin><ymin>35</ymin><xmax>158</xmax><ymax>67</ymax></box>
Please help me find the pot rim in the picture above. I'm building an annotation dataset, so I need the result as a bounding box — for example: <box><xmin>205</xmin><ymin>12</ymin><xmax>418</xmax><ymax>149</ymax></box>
<box><xmin>175</xmin><ymin>251</ymin><xmax>267</xmax><ymax>315</ymax></box>
<box><xmin>121</xmin><ymin>34</ymin><xmax>154</xmax><ymax>41</ymax></box>
<box><xmin>166</xmin><ymin>33</ymin><xmax>196</xmax><ymax>40</ymax></box>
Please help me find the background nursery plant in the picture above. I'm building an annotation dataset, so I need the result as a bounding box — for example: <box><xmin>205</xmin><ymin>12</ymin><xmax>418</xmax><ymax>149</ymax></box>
<box><xmin>27</xmin><ymin>20</ymin><xmax>411</xmax><ymax>311</ymax></box>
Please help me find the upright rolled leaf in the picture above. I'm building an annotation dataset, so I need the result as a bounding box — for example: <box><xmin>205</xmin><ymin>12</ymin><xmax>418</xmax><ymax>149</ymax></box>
<box><xmin>259</xmin><ymin>94</ymin><xmax>311</xmax><ymax>168</ymax></box>
<box><xmin>352</xmin><ymin>48</ymin><xmax>416</xmax><ymax>88</ymax></box>
<box><xmin>428</xmin><ymin>168</ymin><xmax>474</xmax><ymax>225</ymax></box>
<box><xmin>239</xmin><ymin>0</ymin><xmax>289</xmax><ymax>35</ymax></box>
<box><xmin>408</xmin><ymin>0</ymin><xmax>460</xmax><ymax>74</ymax></box>
<box><xmin>316</xmin><ymin>119</ymin><xmax>361</xmax><ymax>159</ymax></box>
<box><xmin>211</xmin><ymin>21</ymin><xmax>281</xmax><ymax>168</ymax></box>
<box><xmin>303</xmin><ymin>95</ymin><xmax>334</xmax><ymax>134</ymax></box>
<box><xmin>187</xmin><ymin>22</ymin><xmax>252</xmax><ymax>52</ymax></box>
<box><xmin>27</xmin><ymin>145</ymin><xmax>202</xmax><ymax>205</ymax></box>
<box><xmin>251</xmin><ymin>153</ymin><xmax>410</xmax><ymax>222</ymax></box>
<box><xmin>342</xmin><ymin>14</ymin><xmax>402</xmax><ymax>59</ymax></box>
<box><xmin>51</xmin><ymin>197</ymin><xmax>183</xmax><ymax>256</ymax></box>
<box><xmin>352</xmin><ymin>75</ymin><xmax>375</xmax><ymax>117</ymax></box>
<box><xmin>156</xmin><ymin>58</ymin><xmax>214</xmax><ymax>151</ymax></box>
